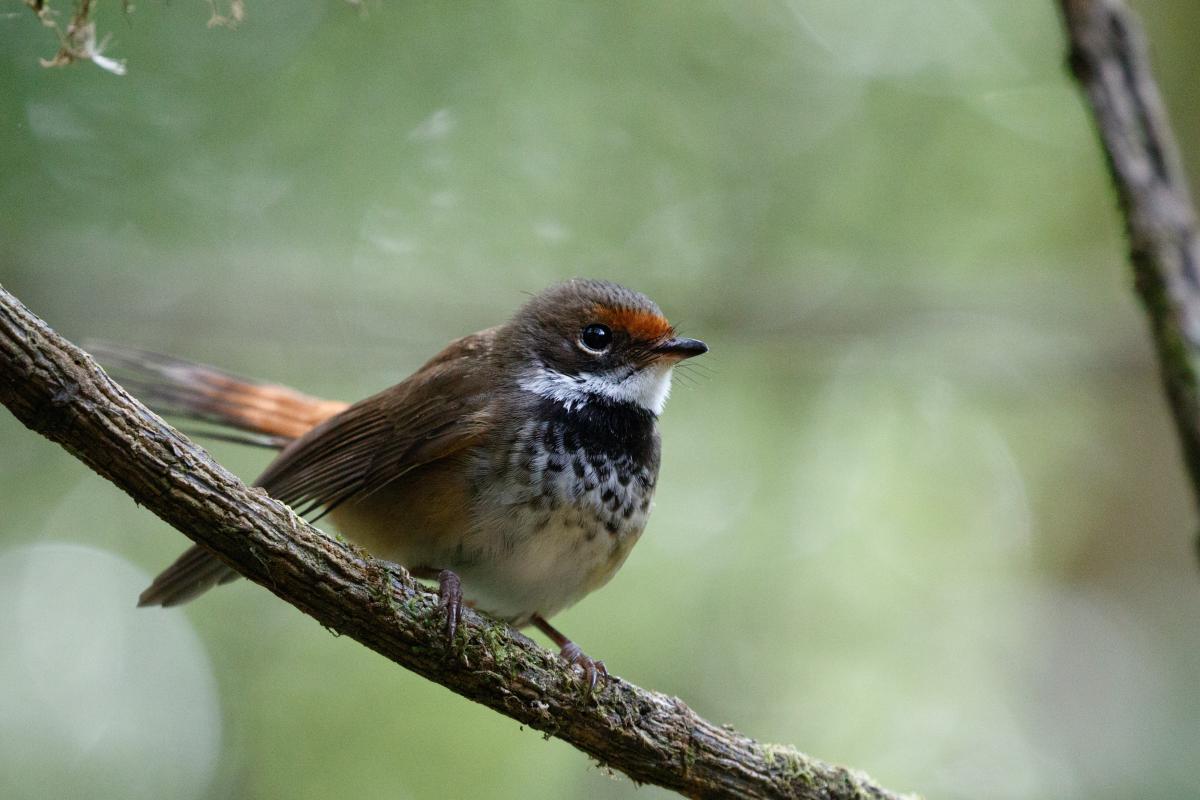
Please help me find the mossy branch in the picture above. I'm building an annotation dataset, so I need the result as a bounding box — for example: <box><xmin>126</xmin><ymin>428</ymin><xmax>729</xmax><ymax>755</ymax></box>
<box><xmin>0</xmin><ymin>284</ymin><xmax>913</xmax><ymax>799</ymax></box>
<box><xmin>1059</xmin><ymin>0</ymin><xmax>1200</xmax><ymax>541</ymax></box>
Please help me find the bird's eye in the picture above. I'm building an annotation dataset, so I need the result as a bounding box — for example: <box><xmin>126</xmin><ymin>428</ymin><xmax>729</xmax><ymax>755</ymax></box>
<box><xmin>579</xmin><ymin>323</ymin><xmax>613</xmax><ymax>353</ymax></box>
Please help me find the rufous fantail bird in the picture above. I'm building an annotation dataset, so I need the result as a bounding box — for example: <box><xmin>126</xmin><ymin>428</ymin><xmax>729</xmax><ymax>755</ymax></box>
<box><xmin>98</xmin><ymin>279</ymin><xmax>707</xmax><ymax>686</ymax></box>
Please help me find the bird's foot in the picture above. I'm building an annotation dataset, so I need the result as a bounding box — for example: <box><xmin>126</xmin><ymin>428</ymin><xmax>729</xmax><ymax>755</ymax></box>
<box><xmin>531</xmin><ymin>613</ymin><xmax>607</xmax><ymax>695</ymax></box>
<box><xmin>437</xmin><ymin>568</ymin><xmax>463</xmax><ymax>643</ymax></box>
<box><xmin>559</xmin><ymin>641</ymin><xmax>607</xmax><ymax>694</ymax></box>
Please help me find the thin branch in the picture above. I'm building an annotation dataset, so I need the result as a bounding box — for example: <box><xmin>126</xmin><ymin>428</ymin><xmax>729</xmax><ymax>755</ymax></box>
<box><xmin>0</xmin><ymin>285</ymin><xmax>911</xmax><ymax>800</ymax></box>
<box><xmin>22</xmin><ymin>0</ymin><xmax>126</xmax><ymax>74</ymax></box>
<box><xmin>1058</xmin><ymin>0</ymin><xmax>1200</xmax><ymax>528</ymax></box>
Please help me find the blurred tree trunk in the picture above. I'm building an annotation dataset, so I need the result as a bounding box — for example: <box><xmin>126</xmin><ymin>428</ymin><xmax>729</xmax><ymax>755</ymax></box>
<box><xmin>1059</xmin><ymin>0</ymin><xmax>1200</xmax><ymax>555</ymax></box>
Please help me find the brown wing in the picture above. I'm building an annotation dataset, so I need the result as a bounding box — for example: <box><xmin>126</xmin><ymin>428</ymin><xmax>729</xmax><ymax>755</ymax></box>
<box><xmin>256</xmin><ymin>327</ymin><xmax>498</xmax><ymax>519</ymax></box>
<box><xmin>138</xmin><ymin>328</ymin><xmax>498</xmax><ymax>607</ymax></box>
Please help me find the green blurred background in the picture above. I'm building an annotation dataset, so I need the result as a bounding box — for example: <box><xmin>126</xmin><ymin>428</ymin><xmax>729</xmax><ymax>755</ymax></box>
<box><xmin>3</xmin><ymin>1</ymin><xmax>1200</xmax><ymax>798</ymax></box>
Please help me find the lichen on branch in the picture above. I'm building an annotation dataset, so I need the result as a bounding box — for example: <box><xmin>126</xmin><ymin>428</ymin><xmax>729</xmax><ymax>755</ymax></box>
<box><xmin>24</xmin><ymin>0</ymin><xmax>127</xmax><ymax>75</ymax></box>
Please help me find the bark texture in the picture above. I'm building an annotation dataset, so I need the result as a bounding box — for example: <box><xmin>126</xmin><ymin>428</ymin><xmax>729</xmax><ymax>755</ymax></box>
<box><xmin>1059</xmin><ymin>0</ymin><xmax>1200</xmax><ymax>523</ymax></box>
<box><xmin>0</xmin><ymin>284</ymin><xmax>911</xmax><ymax>800</ymax></box>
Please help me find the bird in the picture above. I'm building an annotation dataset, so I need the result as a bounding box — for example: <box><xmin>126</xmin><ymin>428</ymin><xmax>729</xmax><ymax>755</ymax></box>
<box><xmin>98</xmin><ymin>279</ymin><xmax>707</xmax><ymax>688</ymax></box>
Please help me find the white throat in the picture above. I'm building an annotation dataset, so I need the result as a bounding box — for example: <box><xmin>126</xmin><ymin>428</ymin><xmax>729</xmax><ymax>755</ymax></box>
<box><xmin>519</xmin><ymin>364</ymin><xmax>674</xmax><ymax>415</ymax></box>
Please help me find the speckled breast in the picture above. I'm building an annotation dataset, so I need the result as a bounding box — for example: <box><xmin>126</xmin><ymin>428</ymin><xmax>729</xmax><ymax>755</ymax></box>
<box><xmin>507</xmin><ymin>396</ymin><xmax>660</xmax><ymax>539</ymax></box>
<box><xmin>462</xmin><ymin>396</ymin><xmax>662</xmax><ymax>621</ymax></box>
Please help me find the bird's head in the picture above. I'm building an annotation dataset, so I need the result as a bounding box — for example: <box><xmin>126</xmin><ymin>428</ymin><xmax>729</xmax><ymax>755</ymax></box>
<box><xmin>501</xmin><ymin>279</ymin><xmax>707</xmax><ymax>415</ymax></box>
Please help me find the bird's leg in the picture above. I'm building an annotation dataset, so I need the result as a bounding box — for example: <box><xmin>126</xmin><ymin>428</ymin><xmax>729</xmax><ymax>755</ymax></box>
<box><xmin>531</xmin><ymin>613</ymin><xmax>607</xmax><ymax>692</ymax></box>
<box><xmin>411</xmin><ymin>566</ymin><xmax>463</xmax><ymax>642</ymax></box>
<box><xmin>437</xmin><ymin>569</ymin><xmax>464</xmax><ymax>641</ymax></box>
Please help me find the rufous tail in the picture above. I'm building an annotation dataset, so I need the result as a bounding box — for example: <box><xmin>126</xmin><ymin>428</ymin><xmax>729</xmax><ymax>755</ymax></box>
<box><xmin>92</xmin><ymin>342</ymin><xmax>348</xmax><ymax>446</ymax></box>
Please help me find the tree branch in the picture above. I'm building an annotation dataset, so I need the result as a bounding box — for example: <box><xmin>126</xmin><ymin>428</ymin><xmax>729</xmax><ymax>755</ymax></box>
<box><xmin>22</xmin><ymin>0</ymin><xmax>127</xmax><ymax>75</ymax></box>
<box><xmin>0</xmin><ymin>284</ymin><xmax>911</xmax><ymax>800</ymax></box>
<box><xmin>1059</xmin><ymin>0</ymin><xmax>1200</xmax><ymax>529</ymax></box>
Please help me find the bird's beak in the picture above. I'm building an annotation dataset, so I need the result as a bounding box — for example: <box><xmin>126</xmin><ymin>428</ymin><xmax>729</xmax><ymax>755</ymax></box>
<box><xmin>653</xmin><ymin>337</ymin><xmax>708</xmax><ymax>361</ymax></box>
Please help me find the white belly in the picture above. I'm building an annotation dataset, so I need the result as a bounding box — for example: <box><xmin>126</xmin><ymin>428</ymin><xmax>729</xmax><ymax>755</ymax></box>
<box><xmin>457</xmin><ymin>503</ymin><xmax>645</xmax><ymax>624</ymax></box>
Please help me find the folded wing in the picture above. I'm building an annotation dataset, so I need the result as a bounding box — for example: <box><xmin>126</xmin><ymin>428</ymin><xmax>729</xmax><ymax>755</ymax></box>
<box><xmin>117</xmin><ymin>329</ymin><xmax>498</xmax><ymax>607</ymax></box>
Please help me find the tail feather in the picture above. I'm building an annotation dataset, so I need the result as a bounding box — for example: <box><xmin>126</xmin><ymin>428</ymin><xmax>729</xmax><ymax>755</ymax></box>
<box><xmin>90</xmin><ymin>342</ymin><xmax>349</xmax><ymax>443</ymax></box>
<box><xmin>138</xmin><ymin>544</ymin><xmax>241</xmax><ymax>607</ymax></box>
<box><xmin>90</xmin><ymin>343</ymin><xmax>350</xmax><ymax>607</ymax></box>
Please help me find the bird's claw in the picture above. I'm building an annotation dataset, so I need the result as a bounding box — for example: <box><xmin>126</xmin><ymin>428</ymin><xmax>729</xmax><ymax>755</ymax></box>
<box><xmin>560</xmin><ymin>641</ymin><xmax>607</xmax><ymax>694</ymax></box>
<box><xmin>437</xmin><ymin>569</ymin><xmax>463</xmax><ymax>642</ymax></box>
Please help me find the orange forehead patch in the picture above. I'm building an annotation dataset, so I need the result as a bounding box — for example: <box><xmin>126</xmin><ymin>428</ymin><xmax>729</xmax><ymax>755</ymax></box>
<box><xmin>593</xmin><ymin>305</ymin><xmax>673</xmax><ymax>342</ymax></box>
